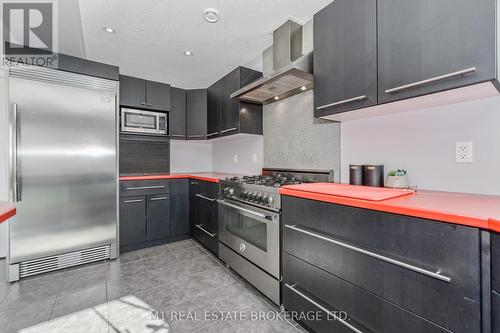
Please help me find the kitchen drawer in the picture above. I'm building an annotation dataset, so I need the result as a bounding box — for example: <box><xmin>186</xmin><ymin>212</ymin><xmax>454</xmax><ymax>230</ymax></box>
<box><xmin>493</xmin><ymin>290</ymin><xmax>500</xmax><ymax>333</ymax></box>
<box><xmin>282</xmin><ymin>196</ymin><xmax>481</xmax><ymax>333</ymax></box>
<box><xmin>283</xmin><ymin>253</ymin><xmax>448</xmax><ymax>333</ymax></box>
<box><xmin>120</xmin><ymin>180</ymin><xmax>170</xmax><ymax>197</ymax></box>
<box><xmin>492</xmin><ymin>232</ymin><xmax>500</xmax><ymax>292</ymax></box>
<box><xmin>194</xmin><ymin>225</ymin><xmax>218</xmax><ymax>256</ymax></box>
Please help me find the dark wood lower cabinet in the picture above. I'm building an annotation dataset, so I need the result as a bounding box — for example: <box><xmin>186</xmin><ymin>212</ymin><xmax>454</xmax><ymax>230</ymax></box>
<box><xmin>492</xmin><ymin>232</ymin><xmax>500</xmax><ymax>291</ymax></box>
<box><xmin>120</xmin><ymin>180</ymin><xmax>190</xmax><ymax>252</ymax></box>
<box><xmin>190</xmin><ymin>180</ymin><xmax>219</xmax><ymax>255</ymax></box>
<box><xmin>146</xmin><ymin>194</ymin><xmax>170</xmax><ymax>241</ymax></box>
<box><xmin>282</xmin><ymin>195</ymin><xmax>481</xmax><ymax>333</ymax></box>
<box><xmin>283</xmin><ymin>253</ymin><xmax>447</xmax><ymax>333</ymax></box>
<box><xmin>119</xmin><ymin>196</ymin><xmax>146</xmax><ymax>247</ymax></box>
<box><xmin>493</xmin><ymin>290</ymin><xmax>500</xmax><ymax>333</ymax></box>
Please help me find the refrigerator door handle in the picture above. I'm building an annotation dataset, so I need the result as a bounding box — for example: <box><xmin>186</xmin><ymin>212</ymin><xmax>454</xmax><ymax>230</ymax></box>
<box><xmin>11</xmin><ymin>104</ymin><xmax>20</xmax><ymax>202</ymax></box>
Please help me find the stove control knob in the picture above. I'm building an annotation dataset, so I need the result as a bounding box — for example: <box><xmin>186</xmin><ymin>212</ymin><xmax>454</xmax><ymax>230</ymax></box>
<box><xmin>262</xmin><ymin>195</ymin><xmax>271</xmax><ymax>205</ymax></box>
<box><xmin>241</xmin><ymin>191</ymin><xmax>248</xmax><ymax>199</ymax></box>
<box><xmin>250</xmin><ymin>193</ymin><xmax>257</xmax><ymax>201</ymax></box>
<box><xmin>256</xmin><ymin>193</ymin><xmax>263</xmax><ymax>203</ymax></box>
<box><xmin>228</xmin><ymin>188</ymin><xmax>234</xmax><ymax>196</ymax></box>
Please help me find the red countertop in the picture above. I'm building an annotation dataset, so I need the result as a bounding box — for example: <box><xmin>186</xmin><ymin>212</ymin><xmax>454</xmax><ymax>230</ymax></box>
<box><xmin>0</xmin><ymin>201</ymin><xmax>16</xmax><ymax>224</ymax></box>
<box><xmin>279</xmin><ymin>183</ymin><xmax>500</xmax><ymax>233</ymax></box>
<box><xmin>119</xmin><ymin>172</ymin><xmax>245</xmax><ymax>183</ymax></box>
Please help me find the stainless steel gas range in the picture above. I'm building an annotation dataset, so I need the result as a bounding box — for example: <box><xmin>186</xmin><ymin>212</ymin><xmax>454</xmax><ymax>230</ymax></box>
<box><xmin>218</xmin><ymin>168</ymin><xmax>334</xmax><ymax>305</ymax></box>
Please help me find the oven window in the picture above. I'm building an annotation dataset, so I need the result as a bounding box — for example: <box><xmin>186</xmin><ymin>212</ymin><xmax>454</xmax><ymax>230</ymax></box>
<box><xmin>125</xmin><ymin>113</ymin><xmax>156</xmax><ymax>129</ymax></box>
<box><xmin>225</xmin><ymin>209</ymin><xmax>267</xmax><ymax>251</ymax></box>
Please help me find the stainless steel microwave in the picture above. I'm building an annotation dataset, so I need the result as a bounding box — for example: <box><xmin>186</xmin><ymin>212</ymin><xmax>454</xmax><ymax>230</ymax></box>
<box><xmin>120</xmin><ymin>108</ymin><xmax>167</xmax><ymax>135</ymax></box>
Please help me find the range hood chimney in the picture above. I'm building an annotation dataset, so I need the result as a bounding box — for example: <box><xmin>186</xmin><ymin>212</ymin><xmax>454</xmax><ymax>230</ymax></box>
<box><xmin>231</xmin><ymin>20</ymin><xmax>313</xmax><ymax>105</ymax></box>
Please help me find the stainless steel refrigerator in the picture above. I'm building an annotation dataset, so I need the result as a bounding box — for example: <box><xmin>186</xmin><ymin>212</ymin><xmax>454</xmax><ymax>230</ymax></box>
<box><xmin>7</xmin><ymin>66</ymin><xmax>118</xmax><ymax>282</ymax></box>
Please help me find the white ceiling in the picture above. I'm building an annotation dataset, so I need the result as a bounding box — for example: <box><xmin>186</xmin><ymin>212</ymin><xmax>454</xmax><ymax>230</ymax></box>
<box><xmin>77</xmin><ymin>0</ymin><xmax>332</xmax><ymax>89</ymax></box>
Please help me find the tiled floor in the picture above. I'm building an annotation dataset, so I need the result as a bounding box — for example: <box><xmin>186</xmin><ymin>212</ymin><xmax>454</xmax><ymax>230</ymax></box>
<box><xmin>0</xmin><ymin>239</ymin><xmax>304</xmax><ymax>333</ymax></box>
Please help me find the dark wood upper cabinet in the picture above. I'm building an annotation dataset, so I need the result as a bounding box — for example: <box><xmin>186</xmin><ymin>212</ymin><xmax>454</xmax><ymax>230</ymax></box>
<box><xmin>170</xmin><ymin>87</ymin><xmax>187</xmax><ymax>139</ymax></box>
<box><xmin>145</xmin><ymin>80</ymin><xmax>171</xmax><ymax>111</ymax></box>
<box><xmin>313</xmin><ymin>0</ymin><xmax>377</xmax><ymax>117</ymax></box>
<box><xmin>207</xmin><ymin>80</ymin><xmax>222</xmax><ymax>139</ymax></box>
<box><xmin>120</xmin><ymin>75</ymin><xmax>146</xmax><ymax>109</ymax></box>
<box><xmin>119</xmin><ymin>75</ymin><xmax>170</xmax><ymax>112</ymax></box>
<box><xmin>377</xmin><ymin>0</ymin><xmax>496</xmax><ymax>104</ymax></box>
<box><xmin>314</xmin><ymin>0</ymin><xmax>497</xmax><ymax>119</ymax></box>
<box><xmin>186</xmin><ymin>89</ymin><xmax>207</xmax><ymax>139</ymax></box>
<box><xmin>207</xmin><ymin>66</ymin><xmax>263</xmax><ymax>138</ymax></box>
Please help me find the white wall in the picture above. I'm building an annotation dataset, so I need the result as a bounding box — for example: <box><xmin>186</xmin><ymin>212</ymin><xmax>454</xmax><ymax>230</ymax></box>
<box><xmin>341</xmin><ymin>95</ymin><xmax>500</xmax><ymax>195</ymax></box>
<box><xmin>169</xmin><ymin>140</ymin><xmax>213</xmax><ymax>173</ymax></box>
<box><xmin>212</xmin><ymin>135</ymin><xmax>264</xmax><ymax>174</ymax></box>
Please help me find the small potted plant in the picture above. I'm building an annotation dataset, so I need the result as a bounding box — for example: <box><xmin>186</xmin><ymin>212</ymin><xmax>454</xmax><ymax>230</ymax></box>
<box><xmin>385</xmin><ymin>169</ymin><xmax>409</xmax><ymax>189</ymax></box>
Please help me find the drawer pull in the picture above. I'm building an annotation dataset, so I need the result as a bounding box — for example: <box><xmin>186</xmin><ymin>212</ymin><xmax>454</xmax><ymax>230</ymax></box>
<box><xmin>126</xmin><ymin>185</ymin><xmax>166</xmax><ymax>191</ymax></box>
<box><xmin>207</xmin><ymin>132</ymin><xmax>219</xmax><ymax>137</ymax></box>
<box><xmin>316</xmin><ymin>95</ymin><xmax>367</xmax><ymax>110</ymax></box>
<box><xmin>285</xmin><ymin>224</ymin><xmax>451</xmax><ymax>283</ymax></box>
<box><xmin>170</xmin><ymin>134</ymin><xmax>185</xmax><ymax>138</ymax></box>
<box><xmin>188</xmin><ymin>135</ymin><xmax>205</xmax><ymax>138</ymax></box>
<box><xmin>284</xmin><ymin>283</ymin><xmax>363</xmax><ymax>333</ymax></box>
<box><xmin>123</xmin><ymin>199</ymin><xmax>143</xmax><ymax>203</ymax></box>
<box><xmin>220</xmin><ymin>127</ymin><xmax>237</xmax><ymax>133</ymax></box>
<box><xmin>195</xmin><ymin>224</ymin><xmax>216</xmax><ymax>237</ymax></box>
<box><xmin>385</xmin><ymin>67</ymin><xmax>476</xmax><ymax>94</ymax></box>
<box><xmin>195</xmin><ymin>193</ymin><xmax>217</xmax><ymax>202</ymax></box>
<box><xmin>150</xmin><ymin>196</ymin><xmax>168</xmax><ymax>201</ymax></box>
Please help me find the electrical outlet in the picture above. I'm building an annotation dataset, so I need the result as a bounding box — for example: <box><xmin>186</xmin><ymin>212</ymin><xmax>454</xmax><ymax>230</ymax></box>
<box><xmin>233</xmin><ymin>154</ymin><xmax>238</xmax><ymax>163</ymax></box>
<box><xmin>455</xmin><ymin>142</ymin><xmax>473</xmax><ymax>163</ymax></box>
<box><xmin>252</xmin><ymin>153</ymin><xmax>257</xmax><ymax>163</ymax></box>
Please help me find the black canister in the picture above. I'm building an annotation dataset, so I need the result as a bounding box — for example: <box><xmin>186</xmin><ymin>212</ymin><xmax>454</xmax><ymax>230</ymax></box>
<box><xmin>349</xmin><ymin>165</ymin><xmax>365</xmax><ymax>185</ymax></box>
<box><xmin>364</xmin><ymin>164</ymin><xmax>384</xmax><ymax>187</ymax></box>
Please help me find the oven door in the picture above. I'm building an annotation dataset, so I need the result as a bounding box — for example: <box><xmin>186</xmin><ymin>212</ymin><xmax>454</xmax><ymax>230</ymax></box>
<box><xmin>218</xmin><ymin>199</ymin><xmax>280</xmax><ymax>278</ymax></box>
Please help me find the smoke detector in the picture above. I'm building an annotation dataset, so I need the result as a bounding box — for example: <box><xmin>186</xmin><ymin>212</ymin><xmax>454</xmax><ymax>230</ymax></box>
<box><xmin>204</xmin><ymin>8</ymin><xmax>219</xmax><ymax>23</ymax></box>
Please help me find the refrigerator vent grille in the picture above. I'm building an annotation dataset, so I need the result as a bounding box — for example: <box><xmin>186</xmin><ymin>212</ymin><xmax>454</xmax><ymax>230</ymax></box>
<box><xmin>18</xmin><ymin>245</ymin><xmax>111</xmax><ymax>278</ymax></box>
<box><xmin>9</xmin><ymin>66</ymin><xmax>118</xmax><ymax>93</ymax></box>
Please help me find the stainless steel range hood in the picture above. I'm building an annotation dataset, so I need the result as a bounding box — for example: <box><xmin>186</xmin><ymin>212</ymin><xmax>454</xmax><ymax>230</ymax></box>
<box><xmin>231</xmin><ymin>20</ymin><xmax>313</xmax><ymax>105</ymax></box>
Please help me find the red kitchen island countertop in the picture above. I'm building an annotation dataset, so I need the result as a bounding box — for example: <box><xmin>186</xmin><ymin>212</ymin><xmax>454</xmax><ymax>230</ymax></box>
<box><xmin>279</xmin><ymin>183</ymin><xmax>500</xmax><ymax>233</ymax></box>
<box><xmin>0</xmin><ymin>201</ymin><xmax>16</xmax><ymax>224</ymax></box>
<box><xmin>119</xmin><ymin>172</ymin><xmax>244</xmax><ymax>183</ymax></box>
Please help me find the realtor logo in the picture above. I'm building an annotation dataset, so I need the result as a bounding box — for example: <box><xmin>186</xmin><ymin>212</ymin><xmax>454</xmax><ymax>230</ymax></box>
<box><xmin>1</xmin><ymin>0</ymin><xmax>58</xmax><ymax>67</ymax></box>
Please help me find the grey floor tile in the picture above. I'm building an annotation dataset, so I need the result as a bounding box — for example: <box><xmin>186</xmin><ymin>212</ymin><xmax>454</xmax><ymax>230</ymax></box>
<box><xmin>195</xmin><ymin>320</ymin><xmax>234</xmax><ymax>333</ymax></box>
<box><xmin>141</xmin><ymin>251</ymin><xmax>180</xmax><ymax>271</ymax></box>
<box><xmin>171</xmin><ymin>246</ymin><xmax>208</xmax><ymax>262</ymax></box>
<box><xmin>163</xmin><ymin>294</ymin><xmax>219</xmax><ymax>333</ymax></box>
<box><xmin>105</xmin><ymin>260</ymin><xmax>148</xmax><ymax>283</ymax></box>
<box><xmin>106</xmin><ymin>278</ymin><xmax>158</xmax><ymax>302</ymax></box>
<box><xmin>111</xmin><ymin>251</ymin><xmax>142</xmax><ymax>265</ymax></box>
<box><xmin>45</xmin><ymin>302</ymin><xmax>108</xmax><ymax>333</ymax></box>
<box><xmin>57</xmin><ymin>264</ymin><xmax>107</xmax><ymax>295</ymax></box>
<box><xmin>51</xmin><ymin>283</ymin><xmax>107</xmax><ymax>319</ymax></box>
<box><xmin>0</xmin><ymin>276</ymin><xmax>60</xmax><ymax>308</ymax></box>
<box><xmin>0</xmin><ymin>295</ymin><xmax>55</xmax><ymax>333</ymax></box>
<box><xmin>145</xmin><ymin>262</ymin><xmax>191</xmax><ymax>286</ymax></box>
<box><xmin>137</xmin><ymin>244</ymin><xmax>173</xmax><ymax>259</ymax></box>
<box><xmin>134</xmin><ymin>282</ymin><xmax>180</xmax><ymax>311</ymax></box>
<box><xmin>182</xmin><ymin>256</ymin><xmax>222</xmax><ymax>276</ymax></box>
<box><xmin>107</xmin><ymin>295</ymin><xmax>170</xmax><ymax>333</ymax></box>
<box><xmin>167</xmin><ymin>239</ymin><xmax>197</xmax><ymax>252</ymax></box>
<box><xmin>209</xmin><ymin>281</ymin><xmax>261</xmax><ymax>313</ymax></box>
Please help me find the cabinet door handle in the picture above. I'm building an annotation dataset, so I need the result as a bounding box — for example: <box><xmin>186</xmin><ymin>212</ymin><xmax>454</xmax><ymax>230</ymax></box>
<box><xmin>123</xmin><ymin>199</ymin><xmax>143</xmax><ymax>203</ymax></box>
<box><xmin>195</xmin><ymin>194</ymin><xmax>217</xmax><ymax>202</ymax></box>
<box><xmin>207</xmin><ymin>132</ymin><xmax>219</xmax><ymax>137</ymax></box>
<box><xmin>316</xmin><ymin>95</ymin><xmax>367</xmax><ymax>110</ymax></box>
<box><xmin>385</xmin><ymin>67</ymin><xmax>476</xmax><ymax>94</ymax></box>
<box><xmin>150</xmin><ymin>196</ymin><xmax>168</xmax><ymax>201</ymax></box>
<box><xmin>195</xmin><ymin>224</ymin><xmax>216</xmax><ymax>237</ymax></box>
<box><xmin>284</xmin><ymin>224</ymin><xmax>451</xmax><ymax>283</ymax></box>
<box><xmin>284</xmin><ymin>283</ymin><xmax>364</xmax><ymax>333</ymax></box>
<box><xmin>11</xmin><ymin>104</ymin><xmax>20</xmax><ymax>202</ymax></box>
<box><xmin>220</xmin><ymin>127</ymin><xmax>237</xmax><ymax>133</ymax></box>
<box><xmin>147</xmin><ymin>103</ymin><xmax>152</xmax><ymax>106</ymax></box>
<box><xmin>126</xmin><ymin>185</ymin><xmax>166</xmax><ymax>191</ymax></box>
<box><xmin>170</xmin><ymin>134</ymin><xmax>185</xmax><ymax>138</ymax></box>
<box><xmin>190</xmin><ymin>181</ymin><xmax>198</xmax><ymax>185</ymax></box>
<box><xmin>141</xmin><ymin>102</ymin><xmax>146</xmax><ymax>105</ymax></box>
<box><xmin>188</xmin><ymin>135</ymin><xmax>205</xmax><ymax>138</ymax></box>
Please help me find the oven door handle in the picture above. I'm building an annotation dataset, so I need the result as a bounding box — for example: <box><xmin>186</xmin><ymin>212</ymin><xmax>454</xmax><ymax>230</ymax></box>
<box><xmin>217</xmin><ymin>200</ymin><xmax>272</xmax><ymax>220</ymax></box>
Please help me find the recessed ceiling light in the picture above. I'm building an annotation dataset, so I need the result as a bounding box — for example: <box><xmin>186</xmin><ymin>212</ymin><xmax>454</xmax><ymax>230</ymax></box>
<box><xmin>274</xmin><ymin>96</ymin><xmax>280</xmax><ymax>100</ymax></box>
<box><xmin>103</xmin><ymin>27</ymin><xmax>116</xmax><ymax>34</ymax></box>
<box><xmin>301</xmin><ymin>86</ymin><xmax>307</xmax><ymax>91</ymax></box>
<box><xmin>183</xmin><ymin>50</ymin><xmax>194</xmax><ymax>56</ymax></box>
<box><xmin>204</xmin><ymin>8</ymin><xmax>219</xmax><ymax>23</ymax></box>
